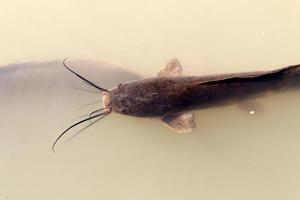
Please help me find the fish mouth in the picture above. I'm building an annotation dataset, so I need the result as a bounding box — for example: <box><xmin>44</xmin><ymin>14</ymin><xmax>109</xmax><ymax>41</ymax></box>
<box><xmin>102</xmin><ymin>91</ymin><xmax>111</xmax><ymax>108</ymax></box>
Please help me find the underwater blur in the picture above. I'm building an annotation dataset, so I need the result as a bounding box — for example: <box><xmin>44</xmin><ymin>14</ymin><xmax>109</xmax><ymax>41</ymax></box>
<box><xmin>1</xmin><ymin>0</ymin><xmax>300</xmax><ymax>199</ymax></box>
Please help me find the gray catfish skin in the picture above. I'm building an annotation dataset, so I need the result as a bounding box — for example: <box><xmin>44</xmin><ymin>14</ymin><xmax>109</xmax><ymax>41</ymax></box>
<box><xmin>104</xmin><ymin>64</ymin><xmax>300</xmax><ymax>117</ymax></box>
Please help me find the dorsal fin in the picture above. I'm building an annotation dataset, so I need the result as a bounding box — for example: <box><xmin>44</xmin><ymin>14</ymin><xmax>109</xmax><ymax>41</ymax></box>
<box><xmin>157</xmin><ymin>59</ymin><xmax>182</xmax><ymax>77</ymax></box>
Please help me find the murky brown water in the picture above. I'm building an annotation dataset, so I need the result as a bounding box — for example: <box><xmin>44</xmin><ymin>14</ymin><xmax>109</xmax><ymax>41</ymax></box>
<box><xmin>1</xmin><ymin>0</ymin><xmax>300</xmax><ymax>199</ymax></box>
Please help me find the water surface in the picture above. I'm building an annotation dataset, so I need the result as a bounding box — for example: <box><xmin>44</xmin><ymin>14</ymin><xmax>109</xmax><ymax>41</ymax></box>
<box><xmin>1</xmin><ymin>0</ymin><xmax>300</xmax><ymax>199</ymax></box>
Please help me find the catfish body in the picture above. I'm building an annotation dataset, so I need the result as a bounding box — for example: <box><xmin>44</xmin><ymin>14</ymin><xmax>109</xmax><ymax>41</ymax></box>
<box><xmin>54</xmin><ymin>59</ymin><xmax>300</xmax><ymax>150</ymax></box>
<box><xmin>60</xmin><ymin>58</ymin><xmax>300</xmax><ymax>136</ymax></box>
<box><xmin>107</xmin><ymin>63</ymin><xmax>300</xmax><ymax>118</ymax></box>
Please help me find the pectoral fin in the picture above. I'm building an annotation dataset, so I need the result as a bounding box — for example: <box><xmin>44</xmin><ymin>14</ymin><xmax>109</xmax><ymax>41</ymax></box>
<box><xmin>157</xmin><ymin>58</ymin><xmax>182</xmax><ymax>77</ymax></box>
<box><xmin>162</xmin><ymin>112</ymin><xmax>195</xmax><ymax>133</ymax></box>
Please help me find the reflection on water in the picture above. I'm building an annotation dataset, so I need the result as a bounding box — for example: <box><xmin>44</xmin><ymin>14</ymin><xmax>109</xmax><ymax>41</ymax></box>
<box><xmin>1</xmin><ymin>0</ymin><xmax>300</xmax><ymax>199</ymax></box>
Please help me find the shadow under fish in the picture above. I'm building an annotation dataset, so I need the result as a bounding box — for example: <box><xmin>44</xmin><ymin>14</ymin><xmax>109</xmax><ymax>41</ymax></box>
<box><xmin>52</xmin><ymin>58</ymin><xmax>300</xmax><ymax>151</ymax></box>
<box><xmin>0</xmin><ymin>60</ymin><xmax>141</xmax><ymax>152</ymax></box>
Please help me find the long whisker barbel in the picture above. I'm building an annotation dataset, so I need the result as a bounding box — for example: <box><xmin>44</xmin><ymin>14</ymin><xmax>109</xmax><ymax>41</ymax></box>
<box><xmin>53</xmin><ymin>58</ymin><xmax>112</xmax><ymax>152</ymax></box>
<box><xmin>73</xmin><ymin>107</ymin><xmax>108</xmax><ymax>121</ymax></box>
<box><xmin>74</xmin><ymin>107</ymin><xmax>107</xmax><ymax>122</ymax></box>
<box><xmin>68</xmin><ymin>85</ymin><xmax>100</xmax><ymax>94</ymax></box>
<box><xmin>89</xmin><ymin>107</ymin><xmax>108</xmax><ymax>119</ymax></box>
<box><xmin>65</xmin><ymin>113</ymin><xmax>109</xmax><ymax>145</ymax></box>
<box><xmin>52</xmin><ymin>109</ymin><xmax>111</xmax><ymax>152</ymax></box>
<box><xmin>63</xmin><ymin>58</ymin><xmax>109</xmax><ymax>92</ymax></box>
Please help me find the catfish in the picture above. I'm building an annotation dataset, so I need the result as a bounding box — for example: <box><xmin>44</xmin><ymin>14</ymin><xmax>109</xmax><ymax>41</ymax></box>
<box><xmin>52</xmin><ymin>58</ymin><xmax>300</xmax><ymax>151</ymax></box>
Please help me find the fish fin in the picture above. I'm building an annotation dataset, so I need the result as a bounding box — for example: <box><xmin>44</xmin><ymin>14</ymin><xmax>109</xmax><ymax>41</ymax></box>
<box><xmin>162</xmin><ymin>112</ymin><xmax>195</xmax><ymax>133</ymax></box>
<box><xmin>157</xmin><ymin>58</ymin><xmax>182</xmax><ymax>77</ymax></box>
<box><xmin>237</xmin><ymin>100</ymin><xmax>264</xmax><ymax>115</ymax></box>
